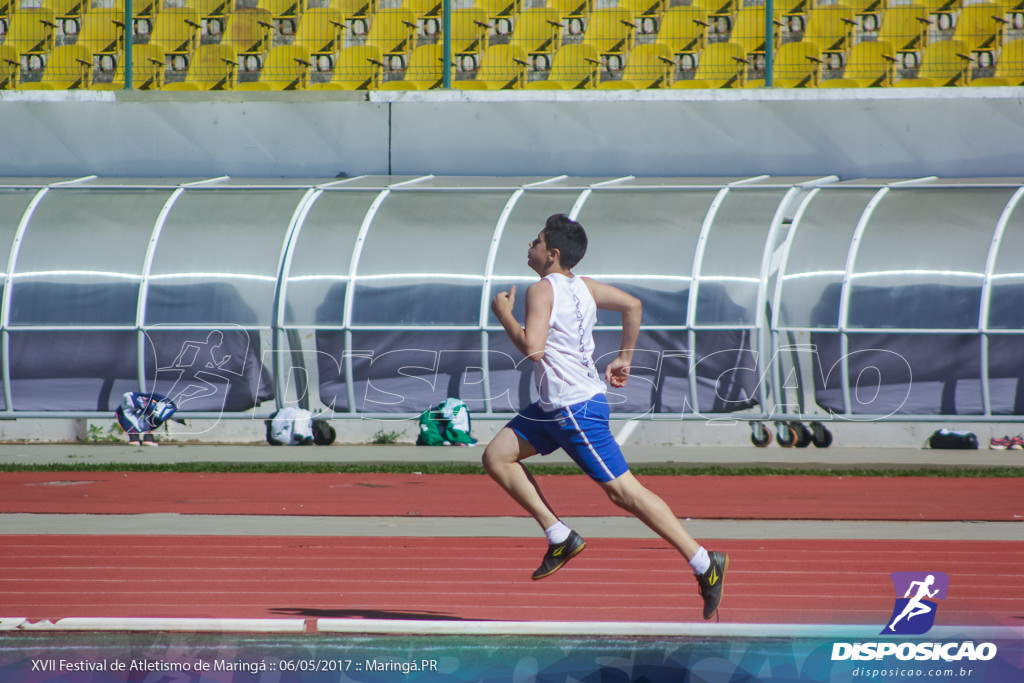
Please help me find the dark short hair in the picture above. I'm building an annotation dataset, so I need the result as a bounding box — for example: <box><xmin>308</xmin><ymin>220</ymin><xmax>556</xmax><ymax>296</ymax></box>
<box><xmin>543</xmin><ymin>214</ymin><xmax>588</xmax><ymax>269</ymax></box>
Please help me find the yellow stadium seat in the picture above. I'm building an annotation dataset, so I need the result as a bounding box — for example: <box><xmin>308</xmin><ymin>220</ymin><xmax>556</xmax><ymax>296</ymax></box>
<box><xmin>778</xmin><ymin>39</ymin><xmax>824</xmax><ymax>86</ymax></box>
<box><xmin>523</xmin><ymin>41</ymin><xmax>600</xmax><ymax>87</ymax></box>
<box><xmin>819</xmin><ymin>38</ymin><xmax>896</xmax><ymax>86</ymax></box>
<box><xmin>895</xmin><ymin>38</ymin><xmax>972</xmax><ymax>85</ymax></box>
<box><xmin>952</xmin><ymin>2</ymin><xmax>1005</xmax><ymax>52</ymax></box>
<box><xmin>162</xmin><ymin>43</ymin><xmax>237</xmax><ymax>89</ymax></box>
<box><xmin>323</xmin><ymin>0</ymin><xmax>372</xmax><ymax>19</ymax></box>
<box><xmin>76</xmin><ymin>8</ymin><xmax>123</xmax><ymax>72</ymax></box>
<box><xmin>670</xmin><ymin>39</ymin><xmax>746</xmax><ymax>87</ymax></box>
<box><xmin>546</xmin><ymin>0</ymin><xmax>587</xmax><ymax>38</ymax></box>
<box><xmin>508</xmin><ymin>7</ymin><xmax>563</xmax><ymax>68</ymax></box>
<box><xmin>619</xmin><ymin>0</ymin><xmax>665</xmax><ymax>18</ymax></box>
<box><xmin>839</xmin><ymin>0</ymin><xmax>883</xmax><ymax>12</ymax></box>
<box><xmin>403</xmin><ymin>0</ymin><xmax>441</xmax><ymax>17</ymax></box>
<box><xmin>221</xmin><ymin>7</ymin><xmax>274</xmax><ymax>71</ymax></box>
<box><xmin>597</xmin><ymin>40</ymin><xmax>674</xmax><ymax>87</ymax></box>
<box><xmin>916</xmin><ymin>0</ymin><xmax>959</xmax><ymax>14</ymax></box>
<box><xmin>108</xmin><ymin>0</ymin><xmax>161</xmax><ymax>31</ymax></box>
<box><xmin>876</xmin><ymin>4</ymin><xmax>932</xmax><ymax>52</ymax></box>
<box><xmin>472</xmin><ymin>0</ymin><xmax>516</xmax><ymax>37</ymax></box>
<box><xmin>43</xmin><ymin>0</ymin><xmax>86</xmax><ymax>39</ymax></box>
<box><xmin>380</xmin><ymin>0</ymin><xmax>439</xmax><ymax>39</ymax></box>
<box><xmin>5</xmin><ymin>8</ymin><xmax>56</xmax><ymax>72</ymax></box>
<box><xmin>656</xmin><ymin>5</ymin><xmax>712</xmax><ymax>57</ymax></box>
<box><xmin>1</xmin><ymin>0</ymin><xmax>15</xmax><ymax>34</ymax></box>
<box><xmin>235</xmin><ymin>43</ymin><xmax>311</xmax><ymax>88</ymax></box>
<box><xmin>258</xmin><ymin>0</ymin><xmax>303</xmax><ymax>39</ymax></box>
<box><xmin>583</xmin><ymin>7</ymin><xmax>637</xmax><ymax>55</ymax></box>
<box><xmin>308</xmin><ymin>43</ymin><xmax>381</xmax><ymax>88</ymax></box>
<box><xmin>816</xmin><ymin>77</ymin><xmax>864</xmax><ymax>86</ymax></box>
<box><xmin>330</xmin><ymin>0</ymin><xmax>370</xmax><ymax>39</ymax></box>
<box><xmin>17</xmin><ymin>42</ymin><xmax>91</xmax><ymax>88</ymax></box>
<box><xmin>583</xmin><ymin>6</ymin><xmax>637</xmax><ymax>70</ymax></box>
<box><xmin>378</xmin><ymin>41</ymin><xmax>442</xmax><ymax>88</ymax></box>
<box><xmin>730</xmin><ymin>6</ymin><xmax>774</xmax><ymax>56</ymax></box>
<box><xmin>547</xmin><ymin>0</ymin><xmax>588</xmax><ymax>19</ymax></box>
<box><xmin>453</xmin><ymin>42</ymin><xmax>527</xmax><ymax>88</ymax></box>
<box><xmin>970</xmin><ymin>37</ymin><xmax>1024</xmax><ymax>84</ymax></box>
<box><xmin>474</xmin><ymin>0</ymin><xmax>516</xmax><ymax>17</ymax></box>
<box><xmin>617</xmin><ymin>0</ymin><xmax>663</xmax><ymax>38</ymax></box>
<box><xmin>449</xmin><ymin>7</ymin><xmax>490</xmax><ymax>59</ymax></box>
<box><xmin>803</xmin><ymin>3</ymin><xmax>856</xmax><ymax>53</ymax></box>
<box><xmin>364</xmin><ymin>8</ymin><xmax>419</xmax><ymax>62</ymax></box>
<box><xmin>189</xmin><ymin>0</ymin><xmax>231</xmax><ymax>38</ymax></box>
<box><xmin>522</xmin><ymin>78</ymin><xmax>566</xmax><ymax>88</ymax></box>
<box><xmin>745</xmin><ymin>38</ymin><xmax>822</xmax><ymax>87</ymax></box>
<box><xmin>91</xmin><ymin>42</ymin><xmax>165</xmax><ymax>89</ymax></box>
<box><xmin>148</xmin><ymin>6</ymin><xmax>201</xmax><ymax>73</ymax></box>
<box><xmin>0</xmin><ymin>44</ymin><xmax>19</xmax><ymax>89</ymax></box>
<box><xmin>293</xmin><ymin>7</ymin><xmax>344</xmax><ymax>72</ymax></box>
<box><xmin>698</xmin><ymin>0</ymin><xmax>733</xmax><ymax>14</ymax></box>
<box><xmin>774</xmin><ymin>0</ymin><xmax>811</xmax><ymax>12</ymax></box>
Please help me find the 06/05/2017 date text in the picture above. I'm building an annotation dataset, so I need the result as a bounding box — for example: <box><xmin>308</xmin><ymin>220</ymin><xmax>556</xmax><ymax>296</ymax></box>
<box><xmin>277</xmin><ymin>659</ymin><xmax>440</xmax><ymax>674</ymax></box>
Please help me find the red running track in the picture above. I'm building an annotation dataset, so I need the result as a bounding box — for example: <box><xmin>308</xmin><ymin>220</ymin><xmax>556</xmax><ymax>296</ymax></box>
<box><xmin>1</xmin><ymin>471</ymin><xmax>1022</xmax><ymax>520</ymax></box>
<box><xmin>1</xmin><ymin>472</ymin><xmax>1022</xmax><ymax>627</ymax></box>
<box><xmin>2</xmin><ymin>536</ymin><xmax>1022</xmax><ymax>627</ymax></box>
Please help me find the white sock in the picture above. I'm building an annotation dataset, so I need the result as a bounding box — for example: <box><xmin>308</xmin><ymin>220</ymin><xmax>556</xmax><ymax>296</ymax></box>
<box><xmin>688</xmin><ymin>546</ymin><xmax>711</xmax><ymax>576</ymax></box>
<box><xmin>544</xmin><ymin>521</ymin><xmax>572</xmax><ymax>545</ymax></box>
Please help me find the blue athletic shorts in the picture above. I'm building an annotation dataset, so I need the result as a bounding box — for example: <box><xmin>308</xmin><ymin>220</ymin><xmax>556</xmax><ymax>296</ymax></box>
<box><xmin>507</xmin><ymin>394</ymin><xmax>629</xmax><ymax>483</ymax></box>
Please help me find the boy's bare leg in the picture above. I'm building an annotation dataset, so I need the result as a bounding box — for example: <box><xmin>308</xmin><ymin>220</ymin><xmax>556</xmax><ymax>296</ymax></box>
<box><xmin>483</xmin><ymin>427</ymin><xmax>588</xmax><ymax>580</ymax></box>
<box><xmin>599</xmin><ymin>471</ymin><xmax>702</xmax><ymax>560</ymax></box>
<box><xmin>482</xmin><ymin>427</ymin><xmax>559</xmax><ymax>531</ymax></box>
<box><xmin>601</xmin><ymin>471</ymin><xmax>728</xmax><ymax>620</ymax></box>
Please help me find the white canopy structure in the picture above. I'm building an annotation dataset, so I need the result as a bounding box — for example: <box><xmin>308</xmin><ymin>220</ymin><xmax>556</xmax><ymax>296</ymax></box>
<box><xmin>3</xmin><ymin>175</ymin><xmax>1022</xmax><ymax>445</ymax></box>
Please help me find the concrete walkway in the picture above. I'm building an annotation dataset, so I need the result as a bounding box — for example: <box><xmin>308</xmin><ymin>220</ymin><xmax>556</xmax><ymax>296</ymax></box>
<box><xmin>3</xmin><ymin>513</ymin><xmax>1021</xmax><ymax>541</ymax></box>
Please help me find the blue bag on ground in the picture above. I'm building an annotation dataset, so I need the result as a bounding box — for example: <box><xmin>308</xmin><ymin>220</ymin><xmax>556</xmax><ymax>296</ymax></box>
<box><xmin>116</xmin><ymin>391</ymin><xmax>179</xmax><ymax>435</ymax></box>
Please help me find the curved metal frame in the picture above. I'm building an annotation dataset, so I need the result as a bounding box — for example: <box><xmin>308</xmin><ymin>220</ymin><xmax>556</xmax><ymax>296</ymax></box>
<box><xmin>0</xmin><ymin>174</ymin><xmax>1021</xmax><ymax>425</ymax></box>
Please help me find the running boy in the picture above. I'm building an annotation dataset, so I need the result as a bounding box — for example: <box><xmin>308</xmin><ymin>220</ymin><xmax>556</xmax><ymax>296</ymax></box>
<box><xmin>483</xmin><ymin>213</ymin><xmax>728</xmax><ymax>621</ymax></box>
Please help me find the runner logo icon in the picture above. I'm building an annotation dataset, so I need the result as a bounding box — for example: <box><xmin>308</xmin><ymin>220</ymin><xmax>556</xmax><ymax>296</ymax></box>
<box><xmin>881</xmin><ymin>571</ymin><xmax>949</xmax><ymax>635</ymax></box>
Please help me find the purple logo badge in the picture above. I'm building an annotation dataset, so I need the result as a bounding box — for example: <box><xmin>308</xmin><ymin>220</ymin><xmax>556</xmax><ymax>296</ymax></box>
<box><xmin>881</xmin><ymin>571</ymin><xmax>949</xmax><ymax>635</ymax></box>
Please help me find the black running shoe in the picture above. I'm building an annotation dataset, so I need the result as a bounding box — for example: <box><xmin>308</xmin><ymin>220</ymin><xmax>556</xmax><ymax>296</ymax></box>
<box><xmin>532</xmin><ymin>530</ymin><xmax>586</xmax><ymax>580</ymax></box>
<box><xmin>696</xmin><ymin>551</ymin><xmax>729</xmax><ymax>620</ymax></box>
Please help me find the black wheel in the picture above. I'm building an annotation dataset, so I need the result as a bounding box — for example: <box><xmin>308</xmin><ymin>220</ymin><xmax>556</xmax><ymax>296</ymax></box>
<box><xmin>812</xmin><ymin>424</ymin><xmax>834</xmax><ymax>448</ymax></box>
<box><xmin>795</xmin><ymin>422</ymin><xmax>813</xmax><ymax>448</ymax></box>
<box><xmin>777</xmin><ymin>424</ymin><xmax>797</xmax><ymax>447</ymax></box>
<box><xmin>751</xmin><ymin>423</ymin><xmax>772</xmax><ymax>448</ymax></box>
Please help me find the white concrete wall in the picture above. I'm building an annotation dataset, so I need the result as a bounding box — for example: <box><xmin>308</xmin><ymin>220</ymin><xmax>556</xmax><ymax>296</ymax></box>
<box><xmin>383</xmin><ymin>87</ymin><xmax>1024</xmax><ymax>179</ymax></box>
<box><xmin>2</xmin><ymin>87</ymin><xmax>1024</xmax><ymax>180</ymax></box>
<box><xmin>1</xmin><ymin>90</ymin><xmax>391</xmax><ymax>178</ymax></box>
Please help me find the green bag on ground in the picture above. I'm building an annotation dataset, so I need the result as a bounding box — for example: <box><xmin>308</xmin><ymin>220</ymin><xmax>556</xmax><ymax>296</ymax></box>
<box><xmin>416</xmin><ymin>398</ymin><xmax>476</xmax><ymax>446</ymax></box>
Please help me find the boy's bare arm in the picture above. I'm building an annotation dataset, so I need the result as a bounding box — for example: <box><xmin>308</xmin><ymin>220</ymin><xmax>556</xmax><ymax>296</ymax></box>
<box><xmin>491</xmin><ymin>282</ymin><xmax>553</xmax><ymax>360</ymax></box>
<box><xmin>584</xmin><ymin>278</ymin><xmax>642</xmax><ymax>388</ymax></box>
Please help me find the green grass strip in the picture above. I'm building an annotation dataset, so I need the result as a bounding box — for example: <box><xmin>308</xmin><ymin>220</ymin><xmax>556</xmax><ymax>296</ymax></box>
<box><xmin>1</xmin><ymin>462</ymin><xmax>1022</xmax><ymax>478</ymax></box>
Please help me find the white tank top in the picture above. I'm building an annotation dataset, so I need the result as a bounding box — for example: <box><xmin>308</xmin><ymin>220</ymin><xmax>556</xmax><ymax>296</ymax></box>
<box><xmin>534</xmin><ymin>273</ymin><xmax>606</xmax><ymax>411</ymax></box>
